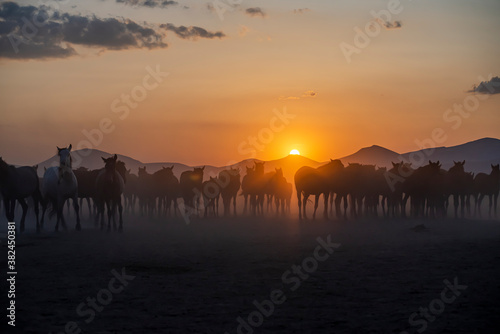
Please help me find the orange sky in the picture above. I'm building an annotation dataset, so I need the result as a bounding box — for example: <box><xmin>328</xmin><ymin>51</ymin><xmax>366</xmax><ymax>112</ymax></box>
<box><xmin>1</xmin><ymin>0</ymin><xmax>499</xmax><ymax>166</ymax></box>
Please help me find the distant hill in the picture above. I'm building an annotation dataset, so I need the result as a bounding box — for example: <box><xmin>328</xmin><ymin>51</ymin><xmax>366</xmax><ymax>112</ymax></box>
<box><xmin>34</xmin><ymin>137</ymin><xmax>500</xmax><ymax>178</ymax></box>
<box><xmin>399</xmin><ymin>137</ymin><xmax>500</xmax><ymax>173</ymax></box>
<box><xmin>337</xmin><ymin>145</ymin><xmax>400</xmax><ymax>168</ymax></box>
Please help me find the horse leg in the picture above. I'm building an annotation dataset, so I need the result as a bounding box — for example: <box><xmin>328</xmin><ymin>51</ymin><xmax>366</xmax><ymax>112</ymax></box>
<box><xmin>302</xmin><ymin>194</ymin><xmax>309</xmax><ymax>220</ymax></box>
<box><xmin>73</xmin><ymin>195</ymin><xmax>81</xmax><ymax>231</ymax></box>
<box><xmin>118</xmin><ymin>197</ymin><xmax>124</xmax><ymax>231</ymax></box>
<box><xmin>233</xmin><ymin>195</ymin><xmax>237</xmax><ymax>216</ymax></box>
<box><xmin>112</xmin><ymin>200</ymin><xmax>117</xmax><ymax>231</ymax></box>
<box><xmin>312</xmin><ymin>195</ymin><xmax>319</xmax><ymax>220</ymax></box>
<box><xmin>477</xmin><ymin>194</ymin><xmax>484</xmax><ymax>218</ymax></box>
<box><xmin>8</xmin><ymin>199</ymin><xmax>15</xmax><ymax>222</ymax></box>
<box><xmin>106</xmin><ymin>201</ymin><xmax>112</xmax><ymax>232</ymax></box>
<box><xmin>33</xmin><ymin>193</ymin><xmax>40</xmax><ymax>233</ymax></box>
<box><xmin>243</xmin><ymin>194</ymin><xmax>248</xmax><ymax>215</ymax></box>
<box><xmin>18</xmin><ymin>198</ymin><xmax>28</xmax><ymax>233</ymax></box>
<box><xmin>297</xmin><ymin>191</ymin><xmax>302</xmax><ymax>220</ymax></box>
<box><xmin>488</xmin><ymin>194</ymin><xmax>493</xmax><ymax>218</ymax></box>
<box><xmin>494</xmin><ymin>193</ymin><xmax>498</xmax><ymax>218</ymax></box>
<box><xmin>323</xmin><ymin>192</ymin><xmax>329</xmax><ymax>220</ymax></box>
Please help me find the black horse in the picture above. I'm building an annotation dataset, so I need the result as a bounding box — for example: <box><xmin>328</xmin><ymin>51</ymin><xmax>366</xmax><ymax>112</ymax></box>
<box><xmin>0</xmin><ymin>157</ymin><xmax>41</xmax><ymax>232</ymax></box>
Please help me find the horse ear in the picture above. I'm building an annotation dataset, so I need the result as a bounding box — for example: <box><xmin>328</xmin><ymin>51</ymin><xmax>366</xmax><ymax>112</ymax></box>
<box><xmin>102</xmin><ymin>157</ymin><xmax>106</xmax><ymax>162</ymax></box>
<box><xmin>57</xmin><ymin>146</ymin><xmax>62</xmax><ymax>152</ymax></box>
<box><xmin>171</xmin><ymin>165</ymin><xmax>174</xmax><ymax>169</ymax></box>
<box><xmin>462</xmin><ymin>160</ymin><xmax>465</xmax><ymax>165</ymax></box>
<box><xmin>428</xmin><ymin>160</ymin><xmax>432</xmax><ymax>164</ymax></box>
<box><xmin>202</xmin><ymin>166</ymin><xmax>205</xmax><ymax>171</ymax></box>
<box><xmin>113</xmin><ymin>154</ymin><xmax>117</xmax><ymax>160</ymax></box>
<box><xmin>392</xmin><ymin>162</ymin><xmax>396</xmax><ymax>167</ymax></box>
<box><xmin>68</xmin><ymin>144</ymin><xmax>72</xmax><ymax>151</ymax></box>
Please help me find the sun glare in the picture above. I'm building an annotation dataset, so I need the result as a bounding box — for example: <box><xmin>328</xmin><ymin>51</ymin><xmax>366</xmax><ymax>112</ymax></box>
<box><xmin>289</xmin><ymin>149</ymin><xmax>300</xmax><ymax>155</ymax></box>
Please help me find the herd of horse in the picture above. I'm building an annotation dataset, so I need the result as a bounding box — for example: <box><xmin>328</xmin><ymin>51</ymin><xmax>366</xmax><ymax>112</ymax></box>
<box><xmin>295</xmin><ymin>160</ymin><xmax>499</xmax><ymax>220</ymax></box>
<box><xmin>0</xmin><ymin>145</ymin><xmax>499</xmax><ymax>233</ymax></box>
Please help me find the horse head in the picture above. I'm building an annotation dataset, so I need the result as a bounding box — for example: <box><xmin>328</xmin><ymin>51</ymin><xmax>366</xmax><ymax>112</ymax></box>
<box><xmin>57</xmin><ymin>144</ymin><xmax>72</xmax><ymax>169</ymax></box>
<box><xmin>102</xmin><ymin>154</ymin><xmax>118</xmax><ymax>172</ymax></box>
<box><xmin>116</xmin><ymin>160</ymin><xmax>127</xmax><ymax>183</ymax></box>
<box><xmin>491</xmin><ymin>164</ymin><xmax>500</xmax><ymax>174</ymax></box>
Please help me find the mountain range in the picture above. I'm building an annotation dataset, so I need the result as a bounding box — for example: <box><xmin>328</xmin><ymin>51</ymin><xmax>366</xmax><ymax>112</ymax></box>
<box><xmin>34</xmin><ymin>137</ymin><xmax>500</xmax><ymax>181</ymax></box>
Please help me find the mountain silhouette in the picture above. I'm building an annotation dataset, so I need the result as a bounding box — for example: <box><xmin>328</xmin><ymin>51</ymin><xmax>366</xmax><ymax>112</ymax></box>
<box><xmin>338</xmin><ymin>145</ymin><xmax>400</xmax><ymax>167</ymax></box>
<box><xmin>34</xmin><ymin>137</ymin><xmax>500</xmax><ymax>178</ymax></box>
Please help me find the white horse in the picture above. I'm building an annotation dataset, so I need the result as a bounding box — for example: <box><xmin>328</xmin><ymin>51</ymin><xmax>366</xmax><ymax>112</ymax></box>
<box><xmin>41</xmin><ymin>145</ymin><xmax>81</xmax><ymax>231</ymax></box>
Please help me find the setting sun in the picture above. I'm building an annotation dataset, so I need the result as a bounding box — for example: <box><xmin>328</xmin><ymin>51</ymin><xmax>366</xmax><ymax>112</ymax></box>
<box><xmin>289</xmin><ymin>149</ymin><xmax>300</xmax><ymax>155</ymax></box>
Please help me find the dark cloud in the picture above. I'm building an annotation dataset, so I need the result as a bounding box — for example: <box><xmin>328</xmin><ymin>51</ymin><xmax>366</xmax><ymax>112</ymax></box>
<box><xmin>0</xmin><ymin>1</ymin><xmax>167</xmax><ymax>59</ymax></box>
<box><xmin>160</xmin><ymin>23</ymin><xmax>225</xmax><ymax>40</ymax></box>
<box><xmin>115</xmin><ymin>0</ymin><xmax>178</xmax><ymax>8</ymax></box>
<box><xmin>378</xmin><ymin>19</ymin><xmax>402</xmax><ymax>30</ymax></box>
<box><xmin>245</xmin><ymin>7</ymin><xmax>266</xmax><ymax>18</ymax></box>
<box><xmin>470</xmin><ymin>76</ymin><xmax>500</xmax><ymax>95</ymax></box>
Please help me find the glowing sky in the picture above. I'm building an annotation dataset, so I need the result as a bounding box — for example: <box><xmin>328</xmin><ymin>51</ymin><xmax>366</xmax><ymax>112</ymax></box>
<box><xmin>1</xmin><ymin>0</ymin><xmax>499</xmax><ymax>166</ymax></box>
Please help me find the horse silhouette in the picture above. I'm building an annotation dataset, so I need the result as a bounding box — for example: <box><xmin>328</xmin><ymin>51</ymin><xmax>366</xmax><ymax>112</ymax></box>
<box><xmin>74</xmin><ymin>167</ymin><xmax>100</xmax><ymax>219</ymax></box>
<box><xmin>202</xmin><ymin>176</ymin><xmax>220</xmax><ymax>217</ymax></box>
<box><xmin>180</xmin><ymin>166</ymin><xmax>205</xmax><ymax>216</ymax></box>
<box><xmin>295</xmin><ymin>159</ymin><xmax>344</xmax><ymax>220</ymax></box>
<box><xmin>241</xmin><ymin>166</ymin><xmax>256</xmax><ymax>215</ymax></box>
<box><xmin>153</xmin><ymin>166</ymin><xmax>180</xmax><ymax>217</ymax></box>
<box><xmin>218</xmin><ymin>167</ymin><xmax>241</xmax><ymax>216</ymax></box>
<box><xmin>474</xmin><ymin>164</ymin><xmax>500</xmax><ymax>218</ymax></box>
<box><xmin>446</xmin><ymin>161</ymin><xmax>468</xmax><ymax>218</ymax></box>
<box><xmin>404</xmin><ymin>161</ymin><xmax>445</xmax><ymax>218</ymax></box>
<box><xmin>137</xmin><ymin>166</ymin><xmax>156</xmax><ymax>216</ymax></box>
<box><xmin>41</xmin><ymin>145</ymin><xmax>81</xmax><ymax>231</ymax></box>
<box><xmin>0</xmin><ymin>157</ymin><xmax>41</xmax><ymax>232</ymax></box>
<box><xmin>384</xmin><ymin>162</ymin><xmax>413</xmax><ymax>218</ymax></box>
<box><xmin>271</xmin><ymin>168</ymin><xmax>289</xmax><ymax>215</ymax></box>
<box><xmin>95</xmin><ymin>155</ymin><xmax>125</xmax><ymax>231</ymax></box>
<box><xmin>123</xmin><ymin>168</ymin><xmax>139</xmax><ymax>214</ymax></box>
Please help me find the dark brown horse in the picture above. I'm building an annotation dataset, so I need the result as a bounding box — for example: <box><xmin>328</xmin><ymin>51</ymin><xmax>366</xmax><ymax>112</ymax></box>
<box><xmin>180</xmin><ymin>166</ymin><xmax>204</xmax><ymax>216</ymax></box>
<box><xmin>446</xmin><ymin>161</ymin><xmax>468</xmax><ymax>218</ymax></box>
<box><xmin>74</xmin><ymin>167</ymin><xmax>100</xmax><ymax>219</ymax></box>
<box><xmin>474</xmin><ymin>164</ymin><xmax>500</xmax><ymax>218</ymax></box>
<box><xmin>219</xmin><ymin>167</ymin><xmax>241</xmax><ymax>216</ymax></box>
<box><xmin>153</xmin><ymin>166</ymin><xmax>180</xmax><ymax>218</ymax></box>
<box><xmin>0</xmin><ymin>157</ymin><xmax>41</xmax><ymax>232</ymax></box>
<box><xmin>202</xmin><ymin>176</ymin><xmax>220</xmax><ymax>217</ymax></box>
<box><xmin>95</xmin><ymin>155</ymin><xmax>125</xmax><ymax>231</ymax></box>
<box><xmin>295</xmin><ymin>159</ymin><xmax>344</xmax><ymax>220</ymax></box>
<box><xmin>137</xmin><ymin>166</ymin><xmax>156</xmax><ymax>216</ymax></box>
<box><xmin>271</xmin><ymin>168</ymin><xmax>289</xmax><ymax>215</ymax></box>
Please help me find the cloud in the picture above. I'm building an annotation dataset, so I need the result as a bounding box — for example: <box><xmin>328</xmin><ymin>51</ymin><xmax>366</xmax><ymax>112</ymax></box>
<box><xmin>115</xmin><ymin>0</ymin><xmax>178</xmax><ymax>8</ymax></box>
<box><xmin>160</xmin><ymin>23</ymin><xmax>225</xmax><ymax>40</ymax></box>
<box><xmin>376</xmin><ymin>19</ymin><xmax>402</xmax><ymax>30</ymax></box>
<box><xmin>245</xmin><ymin>7</ymin><xmax>266</xmax><ymax>18</ymax></box>
<box><xmin>293</xmin><ymin>8</ymin><xmax>311</xmax><ymax>15</ymax></box>
<box><xmin>0</xmin><ymin>2</ymin><xmax>225</xmax><ymax>59</ymax></box>
<box><xmin>470</xmin><ymin>76</ymin><xmax>500</xmax><ymax>95</ymax></box>
<box><xmin>279</xmin><ymin>90</ymin><xmax>318</xmax><ymax>101</ymax></box>
<box><xmin>238</xmin><ymin>25</ymin><xmax>249</xmax><ymax>37</ymax></box>
<box><xmin>302</xmin><ymin>90</ymin><xmax>317</xmax><ymax>98</ymax></box>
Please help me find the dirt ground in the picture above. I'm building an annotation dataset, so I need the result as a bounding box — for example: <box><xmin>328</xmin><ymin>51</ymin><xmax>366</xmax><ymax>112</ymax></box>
<box><xmin>1</xmin><ymin>212</ymin><xmax>500</xmax><ymax>334</ymax></box>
